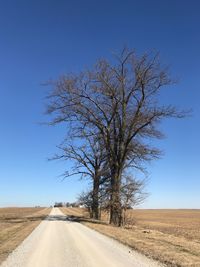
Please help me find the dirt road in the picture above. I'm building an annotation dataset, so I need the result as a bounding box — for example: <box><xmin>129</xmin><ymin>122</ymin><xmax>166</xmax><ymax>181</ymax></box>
<box><xmin>1</xmin><ymin>208</ymin><xmax>163</xmax><ymax>267</ymax></box>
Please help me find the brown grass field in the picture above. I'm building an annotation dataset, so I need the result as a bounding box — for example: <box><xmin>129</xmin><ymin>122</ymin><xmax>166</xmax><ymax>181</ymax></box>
<box><xmin>0</xmin><ymin>207</ymin><xmax>50</xmax><ymax>264</ymax></box>
<box><xmin>60</xmin><ymin>208</ymin><xmax>200</xmax><ymax>267</ymax></box>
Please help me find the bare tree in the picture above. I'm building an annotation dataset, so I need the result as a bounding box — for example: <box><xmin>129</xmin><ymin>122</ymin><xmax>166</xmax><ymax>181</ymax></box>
<box><xmin>78</xmin><ymin>190</ymin><xmax>93</xmax><ymax>217</ymax></box>
<box><xmin>46</xmin><ymin>48</ymin><xmax>186</xmax><ymax>226</ymax></box>
<box><xmin>52</xmin><ymin>135</ymin><xmax>108</xmax><ymax>220</ymax></box>
<box><xmin>120</xmin><ymin>175</ymin><xmax>147</xmax><ymax>226</ymax></box>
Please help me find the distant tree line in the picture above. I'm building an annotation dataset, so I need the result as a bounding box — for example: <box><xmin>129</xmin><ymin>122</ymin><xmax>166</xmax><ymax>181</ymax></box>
<box><xmin>54</xmin><ymin>202</ymin><xmax>81</xmax><ymax>208</ymax></box>
<box><xmin>46</xmin><ymin>48</ymin><xmax>185</xmax><ymax>226</ymax></box>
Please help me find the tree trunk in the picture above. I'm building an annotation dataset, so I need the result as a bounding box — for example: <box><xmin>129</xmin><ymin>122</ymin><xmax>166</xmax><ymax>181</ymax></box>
<box><xmin>92</xmin><ymin>176</ymin><xmax>100</xmax><ymax>220</ymax></box>
<box><xmin>109</xmin><ymin>170</ymin><xmax>122</xmax><ymax>226</ymax></box>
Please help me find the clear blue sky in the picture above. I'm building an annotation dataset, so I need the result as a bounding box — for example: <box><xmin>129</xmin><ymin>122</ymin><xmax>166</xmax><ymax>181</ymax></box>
<box><xmin>0</xmin><ymin>0</ymin><xmax>199</xmax><ymax>208</ymax></box>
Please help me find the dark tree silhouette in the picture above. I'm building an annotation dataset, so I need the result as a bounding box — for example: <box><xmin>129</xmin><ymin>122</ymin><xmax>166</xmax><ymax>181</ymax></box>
<box><xmin>47</xmin><ymin>48</ymin><xmax>186</xmax><ymax>226</ymax></box>
<box><xmin>52</xmin><ymin>135</ymin><xmax>108</xmax><ymax>220</ymax></box>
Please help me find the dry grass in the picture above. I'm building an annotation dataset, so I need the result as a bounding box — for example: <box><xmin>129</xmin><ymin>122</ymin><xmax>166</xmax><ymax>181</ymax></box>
<box><xmin>61</xmin><ymin>208</ymin><xmax>200</xmax><ymax>267</ymax></box>
<box><xmin>0</xmin><ymin>207</ymin><xmax>51</xmax><ymax>264</ymax></box>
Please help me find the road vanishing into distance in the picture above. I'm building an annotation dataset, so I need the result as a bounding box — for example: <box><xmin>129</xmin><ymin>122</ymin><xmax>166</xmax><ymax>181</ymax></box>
<box><xmin>1</xmin><ymin>208</ymin><xmax>163</xmax><ymax>267</ymax></box>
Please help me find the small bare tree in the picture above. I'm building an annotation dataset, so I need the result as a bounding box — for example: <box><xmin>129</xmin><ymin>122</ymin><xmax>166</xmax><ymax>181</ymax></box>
<box><xmin>52</xmin><ymin>134</ymin><xmax>108</xmax><ymax>220</ymax></box>
<box><xmin>46</xmin><ymin>48</ymin><xmax>186</xmax><ymax>226</ymax></box>
<box><xmin>78</xmin><ymin>190</ymin><xmax>93</xmax><ymax>217</ymax></box>
<box><xmin>120</xmin><ymin>175</ymin><xmax>147</xmax><ymax>226</ymax></box>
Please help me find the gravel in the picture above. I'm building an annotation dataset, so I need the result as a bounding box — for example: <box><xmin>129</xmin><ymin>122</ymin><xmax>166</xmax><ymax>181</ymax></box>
<box><xmin>1</xmin><ymin>208</ymin><xmax>164</xmax><ymax>267</ymax></box>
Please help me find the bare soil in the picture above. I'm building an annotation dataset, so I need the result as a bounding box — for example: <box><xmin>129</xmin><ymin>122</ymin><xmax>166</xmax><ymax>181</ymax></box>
<box><xmin>1</xmin><ymin>208</ymin><xmax>163</xmax><ymax>267</ymax></box>
<box><xmin>60</xmin><ymin>208</ymin><xmax>200</xmax><ymax>267</ymax></box>
<box><xmin>0</xmin><ymin>207</ymin><xmax>50</xmax><ymax>264</ymax></box>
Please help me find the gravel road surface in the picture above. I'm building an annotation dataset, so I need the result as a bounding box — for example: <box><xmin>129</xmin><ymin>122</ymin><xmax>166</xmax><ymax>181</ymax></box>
<box><xmin>1</xmin><ymin>208</ymin><xmax>163</xmax><ymax>267</ymax></box>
